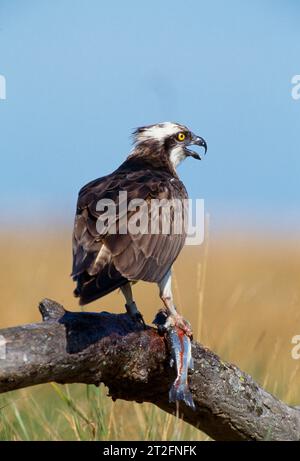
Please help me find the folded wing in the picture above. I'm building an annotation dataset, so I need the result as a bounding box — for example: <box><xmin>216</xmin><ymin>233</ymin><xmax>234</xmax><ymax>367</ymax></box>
<box><xmin>72</xmin><ymin>165</ymin><xmax>188</xmax><ymax>305</ymax></box>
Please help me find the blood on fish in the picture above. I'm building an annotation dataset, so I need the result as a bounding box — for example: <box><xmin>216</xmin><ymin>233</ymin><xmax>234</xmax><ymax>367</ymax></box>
<box><xmin>175</xmin><ymin>327</ymin><xmax>185</xmax><ymax>388</ymax></box>
<box><xmin>168</xmin><ymin>326</ymin><xmax>195</xmax><ymax>410</ymax></box>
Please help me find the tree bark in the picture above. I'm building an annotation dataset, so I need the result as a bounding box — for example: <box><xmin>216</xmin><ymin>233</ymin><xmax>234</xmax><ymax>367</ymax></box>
<box><xmin>0</xmin><ymin>298</ymin><xmax>299</xmax><ymax>441</ymax></box>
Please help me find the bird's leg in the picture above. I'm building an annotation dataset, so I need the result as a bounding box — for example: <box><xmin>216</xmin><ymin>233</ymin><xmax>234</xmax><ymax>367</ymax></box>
<box><xmin>157</xmin><ymin>269</ymin><xmax>193</xmax><ymax>338</ymax></box>
<box><xmin>121</xmin><ymin>282</ymin><xmax>146</xmax><ymax>328</ymax></box>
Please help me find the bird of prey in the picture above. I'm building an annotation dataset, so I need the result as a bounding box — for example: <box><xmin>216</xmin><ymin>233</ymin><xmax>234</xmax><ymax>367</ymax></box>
<box><xmin>72</xmin><ymin>122</ymin><xmax>207</xmax><ymax>336</ymax></box>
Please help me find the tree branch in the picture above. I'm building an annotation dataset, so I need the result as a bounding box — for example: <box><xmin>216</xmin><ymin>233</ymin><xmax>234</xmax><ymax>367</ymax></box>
<box><xmin>0</xmin><ymin>298</ymin><xmax>299</xmax><ymax>441</ymax></box>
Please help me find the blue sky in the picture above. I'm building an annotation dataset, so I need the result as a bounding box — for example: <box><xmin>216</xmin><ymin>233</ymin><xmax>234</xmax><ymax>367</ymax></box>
<box><xmin>0</xmin><ymin>0</ymin><xmax>299</xmax><ymax>234</ymax></box>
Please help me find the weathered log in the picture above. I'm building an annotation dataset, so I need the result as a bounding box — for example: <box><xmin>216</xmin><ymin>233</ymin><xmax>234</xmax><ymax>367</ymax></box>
<box><xmin>0</xmin><ymin>298</ymin><xmax>299</xmax><ymax>441</ymax></box>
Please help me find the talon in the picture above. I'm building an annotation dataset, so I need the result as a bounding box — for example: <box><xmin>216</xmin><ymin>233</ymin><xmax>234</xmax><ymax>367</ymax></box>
<box><xmin>152</xmin><ymin>309</ymin><xmax>168</xmax><ymax>335</ymax></box>
<box><xmin>125</xmin><ymin>301</ymin><xmax>146</xmax><ymax>329</ymax></box>
<box><xmin>165</xmin><ymin>314</ymin><xmax>193</xmax><ymax>338</ymax></box>
<box><xmin>153</xmin><ymin>310</ymin><xmax>193</xmax><ymax>338</ymax></box>
<box><xmin>157</xmin><ymin>324</ymin><xmax>167</xmax><ymax>336</ymax></box>
<box><xmin>134</xmin><ymin>311</ymin><xmax>147</xmax><ymax>329</ymax></box>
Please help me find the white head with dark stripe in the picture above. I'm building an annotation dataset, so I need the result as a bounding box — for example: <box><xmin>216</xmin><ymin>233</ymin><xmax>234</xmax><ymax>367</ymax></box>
<box><xmin>132</xmin><ymin>122</ymin><xmax>207</xmax><ymax>170</ymax></box>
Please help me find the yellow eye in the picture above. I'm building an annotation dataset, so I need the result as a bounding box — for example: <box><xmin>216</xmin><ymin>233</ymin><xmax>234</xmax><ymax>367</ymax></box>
<box><xmin>177</xmin><ymin>132</ymin><xmax>186</xmax><ymax>142</ymax></box>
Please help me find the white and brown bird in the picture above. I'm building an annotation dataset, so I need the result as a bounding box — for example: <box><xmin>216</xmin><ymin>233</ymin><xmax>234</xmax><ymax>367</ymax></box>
<box><xmin>72</xmin><ymin>122</ymin><xmax>207</xmax><ymax>336</ymax></box>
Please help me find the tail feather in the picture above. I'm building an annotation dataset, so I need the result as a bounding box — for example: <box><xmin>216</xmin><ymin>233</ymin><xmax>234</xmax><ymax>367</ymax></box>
<box><xmin>74</xmin><ymin>264</ymin><xmax>128</xmax><ymax>305</ymax></box>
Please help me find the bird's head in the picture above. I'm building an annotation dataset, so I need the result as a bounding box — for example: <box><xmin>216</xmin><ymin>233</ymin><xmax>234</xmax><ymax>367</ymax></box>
<box><xmin>132</xmin><ymin>122</ymin><xmax>207</xmax><ymax>170</ymax></box>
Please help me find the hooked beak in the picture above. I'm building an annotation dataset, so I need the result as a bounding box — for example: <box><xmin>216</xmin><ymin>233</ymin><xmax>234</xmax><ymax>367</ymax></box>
<box><xmin>185</xmin><ymin>134</ymin><xmax>207</xmax><ymax>160</ymax></box>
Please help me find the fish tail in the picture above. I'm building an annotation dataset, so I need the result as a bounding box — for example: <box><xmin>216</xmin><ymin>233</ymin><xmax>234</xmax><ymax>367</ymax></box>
<box><xmin>169</xmin><ymin>383</ymin><xmax>196</xmax><ymax>410</ymax></box>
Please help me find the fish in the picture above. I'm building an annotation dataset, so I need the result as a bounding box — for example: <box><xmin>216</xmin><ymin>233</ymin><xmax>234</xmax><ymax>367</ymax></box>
<box><xmin>167</xmin><ymin>326</ymin><xmax>195</xmax><ymax>410</ymax></box>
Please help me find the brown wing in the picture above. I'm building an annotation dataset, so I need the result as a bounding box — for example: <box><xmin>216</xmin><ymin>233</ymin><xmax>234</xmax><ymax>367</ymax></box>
<box><xmin>72</xmin><ymin>163</ymin><xmax>188</xmax><ymax>305</ymax></box>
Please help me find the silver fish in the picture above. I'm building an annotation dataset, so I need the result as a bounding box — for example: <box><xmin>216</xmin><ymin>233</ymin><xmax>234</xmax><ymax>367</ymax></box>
<box><xmin>167</xmin><ymin>327</ymin><xmax>195</xmax><ymax>410</ymax></box>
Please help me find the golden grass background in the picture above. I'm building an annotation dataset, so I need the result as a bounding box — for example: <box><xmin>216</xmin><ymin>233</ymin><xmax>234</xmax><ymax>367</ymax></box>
<box><xmin>0</xmin><ymin>230</ymin><xmax>300</xmax><ymax>440</ymax></box>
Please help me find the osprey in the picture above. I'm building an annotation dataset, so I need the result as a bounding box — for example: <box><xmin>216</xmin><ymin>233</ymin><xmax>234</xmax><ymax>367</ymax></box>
<box><xmin>72</xmin><ymin>122</ymin><xmax>207</xmax><ymax>336</ymax></box>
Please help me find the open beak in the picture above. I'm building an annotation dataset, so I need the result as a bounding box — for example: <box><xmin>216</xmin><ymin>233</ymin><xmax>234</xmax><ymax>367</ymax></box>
<box><xmin>185</xmin><ymin>134</ymin><xmax>207</xmax><ymax>160</ymax></box>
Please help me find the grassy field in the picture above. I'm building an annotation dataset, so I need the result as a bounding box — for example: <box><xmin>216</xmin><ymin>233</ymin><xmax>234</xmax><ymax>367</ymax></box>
<box><xmin>0</xmin><ymin>230</ymin><xmax>299</xmax><ymax>440</ymax></box>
